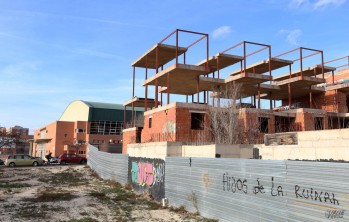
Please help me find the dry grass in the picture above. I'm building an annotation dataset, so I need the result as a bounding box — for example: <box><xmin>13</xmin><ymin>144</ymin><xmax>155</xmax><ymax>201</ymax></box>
<box><xmin>24</xmin><ymin>190</ymin><xmax>78</xmax><ymax>202</ymax></box>
<box><xmin>0</xmin><ymin>182</ymin><xmax>31</xmax><ymax>188</ymax></box>
<box><xmin>0</xmin><ymin>165</ymin><xmax>216</xmax><ymax>222</ymax></box>
<box><xmin>38</xmin><ymin>169</ymin><xmax>88</xmax><ymax>185</ymax></box>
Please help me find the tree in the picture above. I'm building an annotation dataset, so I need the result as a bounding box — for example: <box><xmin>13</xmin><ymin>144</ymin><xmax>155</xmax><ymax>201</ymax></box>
<box><xmin>0</xmin><ymin>127</ymin><xmax>22</xmax><ymax>148</ymax></box>
<box><xmin>208</xmin><ymin>83</ymin><xmax>261</xmax><ymax>144</ymax></box>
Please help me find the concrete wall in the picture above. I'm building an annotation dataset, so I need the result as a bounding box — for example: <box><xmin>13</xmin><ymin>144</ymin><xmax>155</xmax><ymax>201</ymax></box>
<box><xmin>127</xmin><ymin>142</ymin><xmax>254</xmax><ymax>159</ymax></box>
<box><xmin>182</xmin><ymin>144</ymin><xmax>254</xmax><ymax>158</ymax></box>
<box><xmin>257</xmin><ymin>128</ymin><xmax>349</xmax><ymax>161</ymax></box>
<box><xmin>127</xmin><ymin>141</ymin><xmax>183</xmax><ymax>160</ymax></box>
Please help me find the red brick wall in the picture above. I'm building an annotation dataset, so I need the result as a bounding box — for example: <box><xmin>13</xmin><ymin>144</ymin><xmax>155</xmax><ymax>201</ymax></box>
<box><xmin>268</xmin><ymin>116</ymin><xmax>275</xmax><ymax>133</ymax></box>
<box><xmin>55</xmin><ymin>121</ymin><xmax>75</xmax><ymax>156</ymax></box>
<box><xmin>140</xmin><ymin>106</ymin><xmax>210</xmax><ymax>143</ymax></box>
<box><xmin>141</xmin><ymin>107</ymin><xmax>177</xmax><ymax>143</ymax></box>
<box><xmin>281</xmin><ymin>90</ymin><xmax>347</xmax><ymax>113</ymax></box>
<box><xmin>122</xmin><ymin>129</ymin><xmax>137</xmax><ymax>154</ymax></box>
<box><xmin>295</xmin><ymin>112</ymin><xmax>312</xmax><ymax>131</ymax></box>
<box><xmin>176</xmin><ymin>108</ymin><xmax>210</xmax><ymax>143</ymax></box>
<box><xmin>294</xmin><ymin>112</ymin><xmax>328</xmax><ymax>131</ymax></box>
<box><xmin>321</xmin><ymin>90</ymin><xmax>347</xmax><ymax>113</ymax></box>
<box><xmin>325</xmin><ymin>68</ymin><xmax>349</xmax><ymax>83</ymax></box>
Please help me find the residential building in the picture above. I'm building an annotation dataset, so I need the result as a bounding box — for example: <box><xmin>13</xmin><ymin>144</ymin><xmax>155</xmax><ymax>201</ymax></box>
<box><xmin>0</xmin><ymin>125</ymin><xmax>33</xmax><ymax>159</ymax></box>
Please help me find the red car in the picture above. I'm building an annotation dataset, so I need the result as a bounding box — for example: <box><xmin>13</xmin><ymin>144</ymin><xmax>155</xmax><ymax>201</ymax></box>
<box><xmin>58</xmin><ymin>154</ymin><xmax>87</xmax><ymax>165</ymax></box>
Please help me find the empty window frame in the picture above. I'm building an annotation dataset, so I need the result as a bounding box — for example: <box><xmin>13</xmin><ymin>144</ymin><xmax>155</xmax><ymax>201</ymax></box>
<box><xmin>314</xmin><ymin>117</ymin><xmax>323</xmax><ymax>130</ymax></box>
<box><xmin>259</xmin><ymin>117</ymin><xmax>269</xmax><ymax>133</ymax></box>
<box><xmin>275</xmin><ymin>116</ymin><xmax>296</xmax><ymax>133</ymax></box>
<box><xmin>149</xmin><ymin>117</ymin><xmax>152</xmax><ymax>128</ymax></box>
<box><xmin>90</xmin><ymin>121</ymin><xmax>123</xmax><ymax>135</ymax></box>
<box><xmin>75</xmin><ymin>129</ymin><xmax>86</xmax><ymax>133</ymax></box>
<box><xmin>191</xmin><ymin>113</ymin><xmax>204</xmax><ymax>130</ymax></box>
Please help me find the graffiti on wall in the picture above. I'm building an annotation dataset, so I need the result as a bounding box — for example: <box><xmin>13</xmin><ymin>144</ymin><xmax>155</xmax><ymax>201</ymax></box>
<box><xmin>222</xmin><ymin>173</ymin><xmax>340</xmax><ymax>205</ymax></box>
<box><xmin>128</xmin><ymin>157</ymin><xmax>165</xmax><ymax>201</ymax></box>
<box><xmin>131</xmin><ymin>161</ymin><xmax>165</xmax><ymax>187</ymax></box>
<box><xmin>222</xmin><ymin>172</ymin><xmax>344</xmax><ymax>219</ymax></box>
<box><xmin>162</xmin><ymin>113</ymin><xmax>176</xmax><ymax>134</ymax></box>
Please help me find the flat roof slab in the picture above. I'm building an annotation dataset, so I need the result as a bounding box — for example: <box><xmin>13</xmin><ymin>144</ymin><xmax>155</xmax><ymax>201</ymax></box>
<box><xmin>245</xmin><ymin>84</ymin><xmax>281</xmax><ymax>97</ymax></box>
<box><xmin>159</xmin><ymin>76</ymin><xmax>225</xmax><ymax>95</ymax></box>
<box><xmin>196</xmin><ymin>53</ymin><xmax>243</xmax><ymax>73</ymax></box>
<box><xmin>274</xmin><ymin>65</ymin><xmax>336</xmax><ymax>81</ymax></box>
<box><xmin>123</xmin><ymin>97</ymin><xmax>158</xmax><ymax>107</ymax></box>
<box><xmin>225</xmin><ymin>73</ymin><xmax>272</xmax><ymax>85</ymax></box>
<box><xmin>325</xmin><ymin>82</ymin><xmax>349</xmax><ymax>92</ymax></box>
<box><xmin>143</xmin><ymin>63</ymin><xmax>207</xmax><ymax>87</ymax></box>
<box><xmin>230</xmin><ymin>58</ymin><xmax>293</xmax><ymax>76</ymax></box>
<box><xmin>132</xmin><ymin>44</ymin><xmax>187</xmax><ymax>68</ymax></box>
<box><xmin>263</xmin><ymin>85</ymin><xmax>324</xmax><ymax>100</ymax></box>
<box><xmin>277</xmin><ymin>76</ymin><xmax>325</xmax><ymax>88</ymax></box>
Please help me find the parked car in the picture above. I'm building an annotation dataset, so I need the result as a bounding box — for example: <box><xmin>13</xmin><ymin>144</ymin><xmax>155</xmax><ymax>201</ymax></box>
<box><xmin>0</xmin><ymin>158</ymin><xmax>4</xmax><ymax>165</ymax></box>
<box><xmin>58</xmin><ymin>154</ymin><xmax>87</xmax><ymax>165</ymax></box>
<box><xmin>5</xmin><ymin>154</ymin><xmax>44</xmax><ymax>167</ymax></box>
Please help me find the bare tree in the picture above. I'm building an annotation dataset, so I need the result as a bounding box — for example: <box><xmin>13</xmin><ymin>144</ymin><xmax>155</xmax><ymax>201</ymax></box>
<box><xmin>0</xmin><ymin>127</ymin><xmax>23</xmax><ymax>148</ymax></box>
<box><xmin>208</xmin><ymin>83</ymin><xmax>242</xmax><ymax>144</ymax></box>
<box><xmin>208</xmin><ymin>83</ymin><xmax>262</xmax><ymax>144</ymax></box>
<box><xmin>134</xmin><ymin>114</ymin><xmax>144</xmax><ymax>128</ymax></box>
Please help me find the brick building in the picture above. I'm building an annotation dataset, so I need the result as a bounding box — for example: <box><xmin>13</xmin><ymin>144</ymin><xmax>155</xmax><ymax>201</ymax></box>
<box><xmin>0</xmin><ymin>125</ymin><xmax>33</xmax><ymax>159</ymax></box>
<box><xmin>33</xmin><ymin>100</ymin><xmax>142</xmax><ymax>159</ymax></box>
<box><xmin>123</xmin><ymin>29</ymin><xmax>349</xmax><ymax>154</ymax></box>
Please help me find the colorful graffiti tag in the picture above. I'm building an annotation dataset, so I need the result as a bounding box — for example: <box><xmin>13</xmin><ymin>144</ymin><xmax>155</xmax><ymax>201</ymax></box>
<box><xmin>128</xmin><ymin>157</ymin><xmax>165</xmax><ymax>201</ymax></box>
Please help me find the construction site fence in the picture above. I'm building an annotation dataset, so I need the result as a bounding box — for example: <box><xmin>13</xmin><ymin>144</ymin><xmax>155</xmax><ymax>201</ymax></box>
<box><xmin>87</xmin><ymin>144</ymin><xmax>128</xmax><ymax>185</ymax></box>
<box><xmin>165</xmin><ymin>157</ymin><xmax>349</xmax><ymax>222</ymax></box>
<box><xmin>87</xmin><ymin>144</ymin><xmax>349</xmax><ymax>221</ymax></box>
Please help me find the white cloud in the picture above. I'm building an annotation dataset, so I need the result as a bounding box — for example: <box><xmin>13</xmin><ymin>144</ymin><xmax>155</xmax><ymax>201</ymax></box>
<box><xmin>286</xmin><ymin>29</ymin><xmax>302</xmax><ymax>45</ymax></box>
<box><xmin>289</xmin><ymin>0</ymin><xmax>309</xmax><ymax>7</ymax></box>
<box><xmin>313</xmin><ymin>0</ymin><xmax>346</xmax><ymax>9</ymax></box>
<box><xmin>279</xmin><ymin>29</ymin><xmax>303</xmax><ymax>46</ymax></box>
<box><xmin>289</xmin><ymin>0</ymin><xmax>346</xmax><ymax>9</ymax></box>
<box><xmin>212</xmin><ymin>26</ymin><xmax>232</xmax><ymax>39</ymax></box>
<box><xmin>0</xmin><ymin>61</ymin><xmax>40</xmax><ymax>78</ymax></box>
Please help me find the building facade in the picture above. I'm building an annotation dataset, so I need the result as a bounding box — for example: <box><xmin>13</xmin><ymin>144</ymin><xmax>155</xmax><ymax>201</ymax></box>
<box><xmin>33</xmin><ymin>100</ymin><xmax>142</xmax><ymax>159</ymax></box>
<box><xmin>0</xmin><ymin>125</ymin><xmax>33</xmax><ymax>159</ymax></box>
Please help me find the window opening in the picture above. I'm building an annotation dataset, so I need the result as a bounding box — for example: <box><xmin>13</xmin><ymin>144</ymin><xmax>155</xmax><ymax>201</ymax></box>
<box><xmin>191</xmin><ymin>113</ymin><xmax>204</xmax><ymax>130</ymax></box>
<box><xmin>259</xmin><ymin>117</ymin><xmax>269</xmax><ymax>133</ymax></box>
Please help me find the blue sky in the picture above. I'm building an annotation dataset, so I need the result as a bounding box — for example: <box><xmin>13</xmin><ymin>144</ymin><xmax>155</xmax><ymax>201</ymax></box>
<box><xmin>1</xmin><ymin>0</ymin><xmax>348</xmax><ymax>133</ymax></box>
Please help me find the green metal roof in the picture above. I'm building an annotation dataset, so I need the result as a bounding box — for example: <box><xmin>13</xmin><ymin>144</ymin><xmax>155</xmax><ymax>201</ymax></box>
<box><xmin>80</xmin><ymin>100</ymin><xmax>143</xmax><ymax>122</ymax></box>
<box><xmin>81</xmin><ymin>101</ymin><xmax>143</xmax><ymax>111</ymax></box>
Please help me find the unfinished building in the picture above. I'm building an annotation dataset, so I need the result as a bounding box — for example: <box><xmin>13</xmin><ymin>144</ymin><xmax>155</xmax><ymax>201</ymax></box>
<box><xmin>122</xmin><ymin>29</ymin><xmax>349</xmax><ymax>154</ymax></box>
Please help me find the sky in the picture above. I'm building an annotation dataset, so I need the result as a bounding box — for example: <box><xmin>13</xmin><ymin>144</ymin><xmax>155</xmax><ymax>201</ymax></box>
<box><xmin>0</xmin><ymin>0</ymin><xmax>348</xmax><ymax>133</ymax></box>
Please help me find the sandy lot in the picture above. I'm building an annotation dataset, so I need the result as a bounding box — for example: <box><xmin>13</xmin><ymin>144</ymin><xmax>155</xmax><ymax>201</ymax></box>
<box><xmin>0</xmin><ymin>165</ymin><xmax>216</xmax><ymax>222</ymax></box>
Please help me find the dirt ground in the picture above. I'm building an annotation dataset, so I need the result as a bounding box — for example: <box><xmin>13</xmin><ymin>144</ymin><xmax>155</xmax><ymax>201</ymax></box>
<box><xmin>0</xmin><ymin>165</ymin><xmax>216</xmax><ymax>222</ymax></box>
